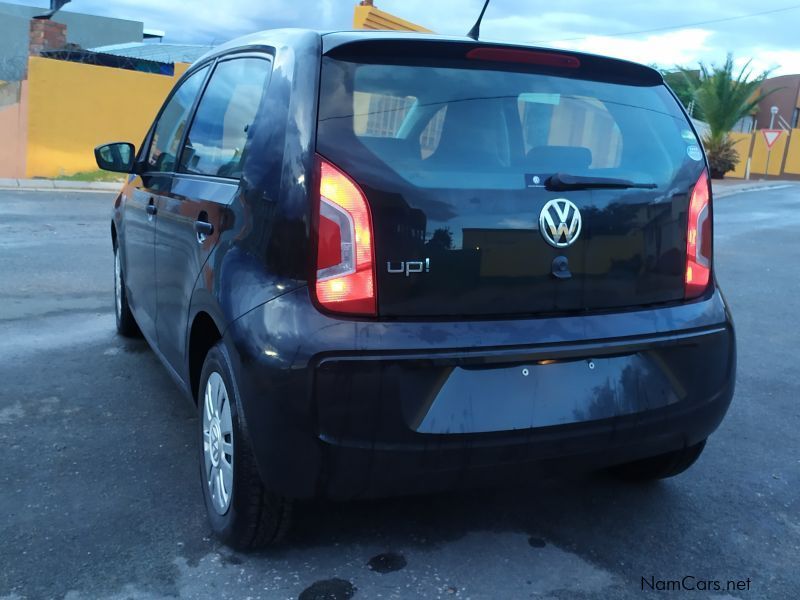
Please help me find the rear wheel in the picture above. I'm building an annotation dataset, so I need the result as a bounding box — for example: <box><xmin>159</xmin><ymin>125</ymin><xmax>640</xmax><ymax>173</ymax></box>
<box><xmin>113</xmin><ymin>243</ymin><xmax>140</xmax><ymax>337</ymax></box>
<box><xmin>198</xmin><ymin>342</ymin><xmax>292</xmax><ymax>549</ymax></box>
<box><xmin>609</xmin><ymin>440</ymin><xmax>707</xmax><ymax>481</ymax></box>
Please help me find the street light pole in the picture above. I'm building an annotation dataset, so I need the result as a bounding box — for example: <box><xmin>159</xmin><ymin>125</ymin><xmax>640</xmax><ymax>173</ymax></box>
<box><xmin>765</xmin><ymin>106</ymin><xmax>779</xmax><ymax>177</ymax></box>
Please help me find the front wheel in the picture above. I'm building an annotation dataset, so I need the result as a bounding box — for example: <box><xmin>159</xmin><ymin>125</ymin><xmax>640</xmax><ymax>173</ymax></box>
<box><xmin>198</xmin><ymin>342</ymin><xmax>292</xmax><ymax>549</ymax></box>
<box><xmin>609</xmin><ymin>440</ymin><xmax>707</xmax><ymax>481</ymax></box>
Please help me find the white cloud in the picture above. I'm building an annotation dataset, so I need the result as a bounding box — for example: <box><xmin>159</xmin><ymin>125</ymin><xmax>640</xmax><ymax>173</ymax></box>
<box><xmin>739</xmin><ymin>49</ymin><xmax>800</xmax><ymax>76</ymax></box>
<box><xmin>552</xmin><ymin>28</ymin><xmax>716</xmax><ymax>69</ymax></box>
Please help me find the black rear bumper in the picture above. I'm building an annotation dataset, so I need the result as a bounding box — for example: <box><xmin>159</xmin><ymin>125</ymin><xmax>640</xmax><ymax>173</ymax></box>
<box><xmin>318</xmin><ymin>383</ymin><xmax>732</xmax><ymax>498</ymax></box>
<box><xmin>225</xmin><ymin>287</ymin><xmax>735</xmax><ymax>499</ymax></box>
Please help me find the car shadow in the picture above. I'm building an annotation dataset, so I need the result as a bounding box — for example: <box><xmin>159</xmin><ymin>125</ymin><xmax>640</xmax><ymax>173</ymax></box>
<box><xmin>259</xmin><ymin>472</ymin><xmax>686</xmax><ymax>557</ymax></box>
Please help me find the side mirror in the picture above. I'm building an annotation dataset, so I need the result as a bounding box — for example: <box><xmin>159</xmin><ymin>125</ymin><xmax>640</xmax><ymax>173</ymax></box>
<box><xmin>94</xmin><ymin>142</ymin><xmax>135</xmax><ymax>173</ymax></box>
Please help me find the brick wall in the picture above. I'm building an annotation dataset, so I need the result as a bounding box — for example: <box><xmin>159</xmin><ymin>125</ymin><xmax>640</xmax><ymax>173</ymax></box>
<box><xmin>29</xmin><ymin>18</ymin><xmax>67</xmax><ymax>56</ymax></box>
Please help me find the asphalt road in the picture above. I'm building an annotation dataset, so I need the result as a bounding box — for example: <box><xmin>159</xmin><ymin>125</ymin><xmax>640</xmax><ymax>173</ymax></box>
<box><xmin>1</xmin><ymin>185</ymin><xmax>799</xmax><ymax>600</ymax></box>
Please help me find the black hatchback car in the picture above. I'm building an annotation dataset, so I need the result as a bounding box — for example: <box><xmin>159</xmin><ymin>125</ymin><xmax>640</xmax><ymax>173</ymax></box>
<box><xmin>96</xmin><ymin>29</ymin><xmax>736</xmax><ymax>549</ymax></box>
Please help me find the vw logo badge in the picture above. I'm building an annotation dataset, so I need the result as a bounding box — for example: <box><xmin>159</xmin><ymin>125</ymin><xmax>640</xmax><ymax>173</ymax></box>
<box><xmin>539</xmin><ymin>199</ymin><xmax>582</xmax><ymax>248</ymax></box>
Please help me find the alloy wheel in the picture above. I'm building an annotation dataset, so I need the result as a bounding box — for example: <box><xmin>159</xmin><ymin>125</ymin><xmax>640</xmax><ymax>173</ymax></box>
<box><xmin>202</xmin><ymin>372</ymin><xmax>234</xmax><ymax>515</ymax></box>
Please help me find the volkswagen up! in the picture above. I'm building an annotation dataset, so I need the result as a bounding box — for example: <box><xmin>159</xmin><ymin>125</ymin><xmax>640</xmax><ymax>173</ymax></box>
<box><xmin>96</xmin><ymin>30</ymin><xmax>736</xmax><ymax>548</ymax></box>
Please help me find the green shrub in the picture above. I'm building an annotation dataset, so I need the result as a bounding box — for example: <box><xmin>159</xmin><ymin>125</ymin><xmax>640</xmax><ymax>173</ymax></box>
<box><xmin>704</xmin><ymin>135</ymin><xmax>740</xmax><ymax>179</ymax></box>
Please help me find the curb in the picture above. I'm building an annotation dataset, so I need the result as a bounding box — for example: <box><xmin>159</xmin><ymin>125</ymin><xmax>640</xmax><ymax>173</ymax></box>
<box><xmin>713</xmin><ymin>182</ymin><xmax>795</xmax><ymax>198</ymax></box>
<box><xmin>0</xmin><ymin>178</ymin><xmax>123</xmax><ymax>192</ymax></box>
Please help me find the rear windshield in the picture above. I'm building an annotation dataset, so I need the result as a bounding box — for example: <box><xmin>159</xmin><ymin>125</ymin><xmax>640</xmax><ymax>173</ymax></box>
<box><xmin>317</xmin><ymin>57</ymin><xmax>700</xmax><ymax>189</ymax></box>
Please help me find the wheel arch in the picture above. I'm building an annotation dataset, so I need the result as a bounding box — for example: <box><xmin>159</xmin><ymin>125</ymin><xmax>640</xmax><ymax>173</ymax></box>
<box><xmin>188</xmin><ymin>311</ymin><xmax>224</xmax><ymax>404</ymax></box>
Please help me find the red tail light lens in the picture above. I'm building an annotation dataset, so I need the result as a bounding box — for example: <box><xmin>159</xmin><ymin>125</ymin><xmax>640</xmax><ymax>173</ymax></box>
<box><xmin>685</xmin><ymin>169</ymin><xmax>712</xmax><ymax>299</ymax></box>
<box><xmin>466</xmin><ymin>48</ymin><xmax>580</xmax><ymax>68</ymax></box>
<box><xmin>314</xmin><ymin>157</ymin><xmax>376</xmax><ymax>316</ymax></box>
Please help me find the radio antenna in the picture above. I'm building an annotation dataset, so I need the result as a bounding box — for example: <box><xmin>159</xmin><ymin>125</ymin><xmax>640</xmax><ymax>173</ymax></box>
<box><xmin>466</xmin><ymin>0</ymin><xmax>491</xmax><ymax>41</ymax></box>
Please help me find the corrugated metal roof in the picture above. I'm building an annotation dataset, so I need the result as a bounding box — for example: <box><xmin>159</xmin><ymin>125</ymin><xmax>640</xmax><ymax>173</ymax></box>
<box><xmin>41</xmin><ymin>48</ymin><xmax>176</xmax><ymax>75</ymax></box>
<box><xmin>88</xmin><ymin>42</ymin><xmax>215</xmax><ymax>64</ymax></box>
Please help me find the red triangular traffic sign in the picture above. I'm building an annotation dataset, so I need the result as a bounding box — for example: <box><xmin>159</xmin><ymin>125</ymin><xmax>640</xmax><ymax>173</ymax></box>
<box><xmin>762</xmin><ymin>129</ymin><xmax>783</xmax><ymax>149</ymax></box>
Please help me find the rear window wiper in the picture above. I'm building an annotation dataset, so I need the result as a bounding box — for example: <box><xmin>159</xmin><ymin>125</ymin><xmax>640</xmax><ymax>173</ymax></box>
<box><xmin>545</xmin><ymin>172</ymin><xmax>657</xmax><ymax>191</ymax></box>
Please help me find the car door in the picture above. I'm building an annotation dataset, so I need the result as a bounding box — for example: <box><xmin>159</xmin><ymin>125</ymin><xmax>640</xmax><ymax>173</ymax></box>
<box><xmin>122</xmin><ymin>181</ymin><xmax>162</xmax><ymax>340</ymax></box>
<box><xmin>154</xmin><ymin>55</ymin><xmax>272</xmax><ymax>372</ymax></box>
<box><xmin>124</xmin><ymin>65</ymin><xmax>210</xmax><ymax>342</ymax></box>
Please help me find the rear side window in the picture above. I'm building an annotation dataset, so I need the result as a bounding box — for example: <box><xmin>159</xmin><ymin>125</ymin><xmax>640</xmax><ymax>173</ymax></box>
<box><xmin>146</xmin><ymin>66</ymin><xmax>209</xmax><ymax>173</ymax></box>
<box><xmin>180</xmin><ymin>57</ymin><xmax>271</xmax><ymax>179</ymax></box>
<box><xmin>318</xmin><ymin>59</ymin><xmax>697</xmax><ymax>189</ymax></box>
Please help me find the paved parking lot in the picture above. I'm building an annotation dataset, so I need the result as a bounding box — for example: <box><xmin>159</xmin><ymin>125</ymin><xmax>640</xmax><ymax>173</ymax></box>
<box><xmin>1</xmin><ymin>185</ymin><xmax>799</xmax><ymax>599</ymax></box>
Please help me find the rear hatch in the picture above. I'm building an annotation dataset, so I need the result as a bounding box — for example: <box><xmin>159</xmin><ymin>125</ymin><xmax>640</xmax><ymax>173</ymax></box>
<box><xmin>316</xmin><ymin>39</ymin><xmax>708</xmax><ymax>318</ymax></box>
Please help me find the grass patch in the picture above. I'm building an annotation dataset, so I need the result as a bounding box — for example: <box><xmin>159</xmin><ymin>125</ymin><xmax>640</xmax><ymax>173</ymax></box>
<box><xmin>59</xmin><ymin>170</ymin><xmax>127</xmax><ymax>182</ymax></box>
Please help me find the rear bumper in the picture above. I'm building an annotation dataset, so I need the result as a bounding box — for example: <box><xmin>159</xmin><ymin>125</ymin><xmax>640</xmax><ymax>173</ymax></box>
<box><xmin>225</xmin><ymin>287</ymin><xmax>736</xmax><ymax>499</ymax></box>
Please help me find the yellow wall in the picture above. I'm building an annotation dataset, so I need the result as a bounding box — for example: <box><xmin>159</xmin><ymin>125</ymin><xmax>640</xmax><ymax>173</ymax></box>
<box><xmin>783</xmin><ymin>129</ymin><xmax>800</xmax><ymax>175</ymax></box>
<box><xmin>749</xmin><ymin>129</ymin><xmax>790</xmax><ymax>176</ymax></box>
<box><xmin>713</xmin><ymin>129</ymin><xmax>800</xmax><ymax>179</ymax></box>
<box><xmin>25</xmin><ymin>57</ymin><xmax>188</xmax><ymax>178</ymax></box>
<box><xmin>726</xmin><ymin>132</ymin><xmax>753</xmax><ymax>179</ymax></box>
<box><xmin>353</xmin><ymin>5</ymin><xmax>432</xmax><ymax>31</ymax></box>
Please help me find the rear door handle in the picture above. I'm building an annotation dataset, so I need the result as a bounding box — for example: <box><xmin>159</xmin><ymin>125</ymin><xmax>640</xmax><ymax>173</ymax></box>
<box><xmin>145</xmin><ymin>199</ymin><xmax>157</xmax><ymax>216</ymax></box>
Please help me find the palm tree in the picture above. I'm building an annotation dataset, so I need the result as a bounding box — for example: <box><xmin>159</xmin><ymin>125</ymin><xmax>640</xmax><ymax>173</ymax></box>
<box><xmin>681</xmin><ymin>54</ymin><xmax>773</xmax><ymax>178</ymax></box>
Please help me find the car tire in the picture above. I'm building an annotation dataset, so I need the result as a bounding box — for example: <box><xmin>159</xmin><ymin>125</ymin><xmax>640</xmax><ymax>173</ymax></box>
<box><xmin>609</xmin><ymin>440</ymin><xmax>707</xmax><ymax>481</ymax></box>
<box><xmin>198</xmin><ymin>342</ymin><xmax>292</xmax><ymax>549</ymax></box>
<box><xmin>113</xmin><ymin>243</ymin><xmax>141</xmax><ymax>337</ymax></box>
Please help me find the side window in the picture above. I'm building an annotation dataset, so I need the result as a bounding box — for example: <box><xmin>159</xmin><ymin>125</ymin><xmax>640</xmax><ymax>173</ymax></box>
<box><xmin>146</xmin><ymin>66</ymin><xmax>209</xmax><ymax>173</ymax></box>
<box><xmin>179</xmin><ymin>57</ymin><xmax>271</xmax><ymax>179</ymax></box>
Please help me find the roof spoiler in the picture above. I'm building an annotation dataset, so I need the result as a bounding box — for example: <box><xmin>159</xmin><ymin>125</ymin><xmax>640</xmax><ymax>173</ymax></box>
<box><xmin>322</xmin><ymin>35</ymin><xmax>663</xmax><ymax>87</ymax></box>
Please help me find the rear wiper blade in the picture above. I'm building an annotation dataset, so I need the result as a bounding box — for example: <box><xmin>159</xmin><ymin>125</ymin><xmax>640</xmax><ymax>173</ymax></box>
<box><xmin>545</xmin><ymin>172</ymin><xmax>657</xmax><ymax>191</ymax></box>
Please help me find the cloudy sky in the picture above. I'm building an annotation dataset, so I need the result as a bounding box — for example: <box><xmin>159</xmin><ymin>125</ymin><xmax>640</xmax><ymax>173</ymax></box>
<box><xmin>16</xmin><ymin>0</ymin><xmax>800</xmax><ymax>74</ymax></box>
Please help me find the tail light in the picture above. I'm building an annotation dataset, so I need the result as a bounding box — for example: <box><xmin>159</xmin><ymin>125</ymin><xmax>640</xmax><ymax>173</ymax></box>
<box><xmin>313</xmin><ymin>156</ymin><xmax>376</xmax><ymax>316</ymax></box>
<box><xmin>685</xmin><ymin>169</ymin><xmax>712</xmax><ymax>299</ymax></box>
